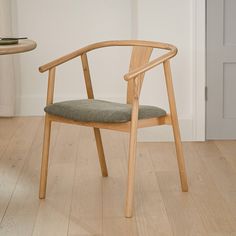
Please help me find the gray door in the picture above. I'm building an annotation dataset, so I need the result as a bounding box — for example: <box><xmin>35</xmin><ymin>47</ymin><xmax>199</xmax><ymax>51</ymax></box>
<box><xmin>207</xmin><ymin>0</ymin><xmax>236</xmax><ymax>139</ymax></box>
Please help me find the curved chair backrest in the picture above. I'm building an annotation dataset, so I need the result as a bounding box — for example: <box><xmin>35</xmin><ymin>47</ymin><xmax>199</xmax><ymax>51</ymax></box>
<box><xmin>39</xmin><ymin>40</ymin><xmax>177</xmax><ymax>104</ymax></box>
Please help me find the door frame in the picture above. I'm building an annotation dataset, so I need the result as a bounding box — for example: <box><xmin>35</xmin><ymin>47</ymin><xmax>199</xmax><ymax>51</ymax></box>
<box><xmin>192</xmin><ymin>0</ymin><xmax>206</xmax><ymax>141</ymax></box>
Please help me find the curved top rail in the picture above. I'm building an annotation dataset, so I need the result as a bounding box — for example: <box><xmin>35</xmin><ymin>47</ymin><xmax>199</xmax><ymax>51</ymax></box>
<box><xmin>0</xmin><ymin>39</ymin><xmax>36</xmax><ymax>55</ymax></box>
<box><xmin>39</xmin><ymin>40</ymin><xmax>177</xmax><ymax>73</ymax></box>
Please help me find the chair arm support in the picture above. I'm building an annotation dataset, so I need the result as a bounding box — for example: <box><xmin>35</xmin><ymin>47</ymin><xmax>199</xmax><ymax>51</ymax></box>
<box><xmin>124</xmin><ymin>47</ymin><xmax>177</xmax><ymax>81</ymax></box>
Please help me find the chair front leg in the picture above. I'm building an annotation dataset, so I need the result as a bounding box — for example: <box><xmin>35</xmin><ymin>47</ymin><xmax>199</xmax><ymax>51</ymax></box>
<box><xmin>39</xmin><ymin>114</ymin><xmax>52</xmax><ymax>199</ymax></box>
<box><xmin>125</xmin><ymin>99</ymin><xmax>139</xmax><ymax>218</ymax></box>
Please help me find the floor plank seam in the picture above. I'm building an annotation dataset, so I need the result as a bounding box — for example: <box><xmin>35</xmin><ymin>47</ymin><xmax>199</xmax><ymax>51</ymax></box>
<box><xmin>0</xmin><ymin>118</ymin><xmax>42</xmax><ymax>227</ymax></box>
<box><xmin>67</xmin><ymin>127</ymin><xmax>81</xmax><ymax>236</ymax></box>
<box><xmin>0</xmin><ymin>118</ymin><xmax>24</xmax><ymax>162</ymax></box>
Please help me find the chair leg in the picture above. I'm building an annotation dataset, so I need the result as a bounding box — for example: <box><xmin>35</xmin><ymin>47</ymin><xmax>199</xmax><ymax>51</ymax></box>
<box><xmin>93</xmin><ymin>128</ymin><xmax>108</xmax><ymax>177</ymax></box>
<box><xmin>125</xmin><ymin>105</ymin><xmax>139</xmax><ymax>218</ymax></box>
<box><xmin>171</xmin><ymin>117</ymin><xmax>188</xmax><ymax>192</ymax></box>
<box><xmin>125</xmin><ymin>126</ymin><xmax>138</xmax><ymax>218</ymax></box>
<box><xmin>163</xmin><ymin>61</ymin><xmax>188</xmax><ymax>192</ymax></box>
<box><xmin>39</xmin><ymin>115</ymin><xmax>52</xmax><ymax>199</ymax></box>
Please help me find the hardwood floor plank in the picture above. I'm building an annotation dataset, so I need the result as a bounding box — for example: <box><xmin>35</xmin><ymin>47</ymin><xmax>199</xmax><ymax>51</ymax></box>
<box><xmin>32</xmin><ymin>124</ymin><xmax>79</xmax><ymax>236</ymax></box>
<box><xmin>135</xmin><ymin>215</ymin><xmax>173</xmax><ymax>236</ymax></box>
<box><xmin>193</xmin><ymin>142</ymin><xmax>236</xmax><ymax>192</ymax></box>
<box><xmin>0</xmin><ymin>117</ymin><xmax>42</xmax><ymax>222</ymax></box>
<box><xmin>0</xmin><ymin>118</ymin><xmax>43</xmax><ymax>235</ymax></box>
<box><xmin>134</xmin><ymin>143</ymin><xmax>161</xmax><ymax>193</ymax></box>
<box><xmin>148</xmin><ymin>142</ymin><xmax>178</xmax><ymax>172</ymax></box>
<box><xmin>184</xmin><ymin>143</ymin><xmax>235</xmax><ymax>234</ymax></box>
<box><xmin>0</xmin><ymin>118</ymin><xmax>236</xmax><ymax>236</ymax></box>
<box><xmin>157</xmin><ymin>169</ymin><xmax>210</xmax><ymax>236</ymax></box>
<box><xmin>0</xmin><ymin>118</ymin><xmax>24</xmax><ymax>159</ymax></box>
<box><xmin>133</xmin><ymin>142</ymin><xmax>173</xmax><ymax>235</ymax></box>
<box><xmin>101</xmin><ymin>130</ymin><xmax>139</xmax><ymax>236</ymax></box>
<box><xmin>215</xmin><ymin>140</ymin><xmax>236</xmax><ymax>172</ymax></box>
<box><xmin>103</xmin><ymin>218</ymin><xmax>138</xmax><ymax>236</ymax></box>
<box><xmin>102</xmin><ymin>130</ymin><xmax>128</xmax><ymax>218</ymax></box>
<box><xmin>194</xmin><ymin>141</ymin><xmax>236</xmax><ymax>232</ymax></box>
<box><xmin>155</xmin><ymin>142</ymin><xmax>209</xmax><ymax>235</ymax></box>
<box><xmin>0</xmin><ymin>119</ymin><xmax>60</xmax><ymax>236</ymax></box>
<box><xmin>214</xmin><ymin>141</ymin><xmax>236</xmax><ymax>222</ymax></box>
<box><xmin>68</xmin><ymin>127</ymin><xmax>103</xmax><ymax>236</ymax></box>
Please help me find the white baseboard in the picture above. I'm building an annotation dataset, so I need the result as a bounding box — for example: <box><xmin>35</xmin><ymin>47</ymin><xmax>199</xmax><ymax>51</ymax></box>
<box><xmin>17</xmin><ymin>95</ymin><xmax>194</xmax><ymax>141</ymax></box>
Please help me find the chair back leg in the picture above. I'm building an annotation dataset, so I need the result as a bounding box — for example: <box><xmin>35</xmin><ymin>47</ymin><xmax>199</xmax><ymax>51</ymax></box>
<box><xmin>81</xmin><ymin>54</ymin><xmax>108</xmax><ymax>177</ymax></box>
<box><xmin>93</xmin><ymin>128</ymin><xmax>108</xmax><ymax>177</ymax></box>
<box><xmin>163</xmin><ymin>61</ymin><xmax>188</xmax><ymax>192</ymax></box>
<box><xmin>39</xmin><ymin>114</ymin><xmax>52</xmax><ymax>198</ymax></box>
<box><xmin>172</xmin><ymin>119</ymin><xmax>189</xmax><ymax>191</ymax></box>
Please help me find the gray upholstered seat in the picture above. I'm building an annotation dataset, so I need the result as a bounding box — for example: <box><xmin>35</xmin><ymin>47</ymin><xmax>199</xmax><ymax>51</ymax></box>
<box><xmin>44</xmin><ymin>99</ymin><xmax>166</xmax><ymax>123</ymax></box>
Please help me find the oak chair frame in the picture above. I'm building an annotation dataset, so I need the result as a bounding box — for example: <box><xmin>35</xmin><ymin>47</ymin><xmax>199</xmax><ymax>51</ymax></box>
<box><xmin>38</xmin><ymin>40</ymin><xmax>188</xmax><ymax>218</ymax></box>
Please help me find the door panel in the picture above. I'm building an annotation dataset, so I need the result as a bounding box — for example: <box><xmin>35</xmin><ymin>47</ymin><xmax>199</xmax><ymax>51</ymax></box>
<box><xmin>224</xmin><ymin>0</ymin><xmax>236</xmax><ymax>45</ymax></box>
<box><xmin>206</xmin><ymin>0</ymin><xmax>236</xmax><ymax>139</ymax></box>
<box><xmin>223</xmin><ymin>63</ymin><xmax>236</xmax><ymax>118</ymax></box>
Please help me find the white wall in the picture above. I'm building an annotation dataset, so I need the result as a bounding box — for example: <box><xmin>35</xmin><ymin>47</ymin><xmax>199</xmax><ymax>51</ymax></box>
<box><xmin>136</xmin><ymin>0</ymin><xmax>196</xmax><ymax>141</ymax></box>
<box><xmin>12</xmin><ymin>0</ymin><xmax>132</xmax><ymax>113</ymax></box>
<box><xmin>11</xmin><ymin>0</ymin><xmax>205</xmax><ymax>141</ymax></box>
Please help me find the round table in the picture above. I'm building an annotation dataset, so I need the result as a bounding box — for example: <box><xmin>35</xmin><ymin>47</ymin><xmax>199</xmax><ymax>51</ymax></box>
<box><xmin>0</xmin><ymin>39</ymin><xmax>37</xmax><ymax>55</ymax></box>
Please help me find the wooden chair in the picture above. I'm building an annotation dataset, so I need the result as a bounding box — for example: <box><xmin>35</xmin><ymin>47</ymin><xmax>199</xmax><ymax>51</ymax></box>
<box><xmin>38</xmin><ymin>40</ymin><xmax>188</xmax><ymax>218</ymax></box>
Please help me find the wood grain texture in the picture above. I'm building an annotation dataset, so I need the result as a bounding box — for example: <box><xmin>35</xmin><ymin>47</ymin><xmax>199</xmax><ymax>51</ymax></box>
<box><xmin>81</xmin><ymin>53</ymin><xmax>94</xmax><ymax>99</ymax></box>
<box><xmin>68</xmin><ymin>127</ymin><xmax>107</xmax><ymax>235</ymax></box>
<box><xmin>0</xmin><ymin>119</ymin><xmax>236</xmax><ymax>235</ymax></box>
<box><xmin>127</xmin><ymin>46</ymin><xmax>153</xmax><ymax>104</ymax></box>
<box><xmin>0</xmin><ymin>39</ymin><xmax>36</xmax><ymax>55</ymax></box>
<box><xmin>163</xmin><ymin>60</ymin><xmax>188</xmax><ymax>192</ymax></box>
<box><xmin>33</xmin><ymin>124</ymin><xmax>79</xmax><ymax>236</ymax></box>
<box><xmin>39</xmin><ymin>67</ymin><xmax>57</xmax><ymax>198</ymax></box>
<box><xmin>125</xmin><ymin>97</ymin><xmax>139</xmax><ymax>217</ymax></box>
<box><xmin>0</xmin><ymin>117</ymin><xmax>41</xmax><ymax>223</ymax></box>
<box><xmin>39</xmin><ymin>67</ymin><xmax>56</xmax><ymax>198</ymax></box>
<box><xmin>0</xmin><ymin>118</ymin><xmax>24</xmax><ymax>158</ymax></box>
<box><xmin>48</xmin><ymin>114</ymin><xmax>171</xmax><ymax>133</ymax></box>
<box><xmin>39</xmin><ymin>40</ymin><xmax>177</xmax><ymax>73</ymax></box>
<box><xmin>45</xmin><ymin>68</ymin><xmax>56</xmax><ymax>106</ymax></box>
<box><xmin>39</xmin><ymin>115</ymin><xmax>51</xmax><ymax>199</ymax></box>
<box><xmin>0</xmin><ymin>118</ymin><xmax>51</xmax><ymax>236</ymax></box>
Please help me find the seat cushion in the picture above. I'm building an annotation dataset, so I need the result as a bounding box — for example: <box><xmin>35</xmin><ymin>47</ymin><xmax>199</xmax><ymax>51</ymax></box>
<box><xmin>44</xmin><ymin>99</ymin><xmax>166</xmax><ymax>123</ymax></box>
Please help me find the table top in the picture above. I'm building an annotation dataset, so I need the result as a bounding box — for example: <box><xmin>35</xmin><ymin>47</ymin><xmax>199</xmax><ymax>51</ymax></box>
<box><xmin>0</xmin><ymin>39</ymin><xmax>37</xmax><ymax>55</ymax></box>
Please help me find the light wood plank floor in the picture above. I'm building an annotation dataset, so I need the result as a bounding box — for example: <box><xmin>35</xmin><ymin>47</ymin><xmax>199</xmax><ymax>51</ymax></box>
<box><xmin>0</xmin><ymin>117</ymin><xmax>236</xmax><ymax>236</ymax></box>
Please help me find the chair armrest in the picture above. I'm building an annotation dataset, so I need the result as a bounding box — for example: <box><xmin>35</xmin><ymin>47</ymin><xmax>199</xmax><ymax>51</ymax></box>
<box><xmin>39</xmin><ymin>41</ymin><xmax>177</xmax><ymax>74</ymax></box>
<box><xmin>124</xmin><ymin>47</ymin><xmax>177</xmax><ymax>81</ymax></box>
<box><xmin>39</xmin><ymin>48</ymin><xmax>88</xmax><ymax>73</ymax></box>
